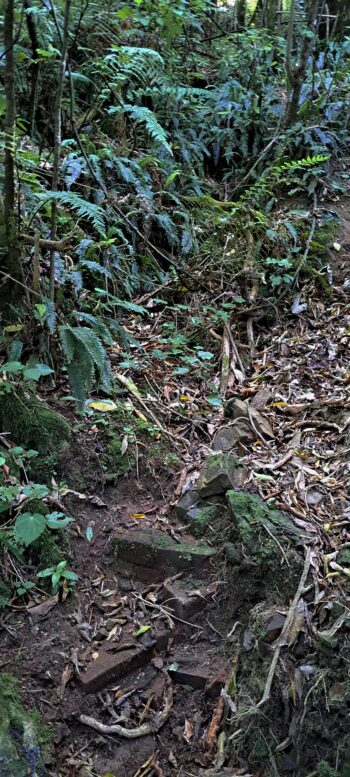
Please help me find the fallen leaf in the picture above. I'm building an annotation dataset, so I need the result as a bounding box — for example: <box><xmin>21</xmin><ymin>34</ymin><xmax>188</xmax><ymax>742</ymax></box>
<box><xmin>87</xmin><ymin>400</ymin><xmax>118</xmax><ymax>412</ymax></box>
<box><xmin>59</xmin><ymin>663</ymin><xmax>73</xmax><ymax>700</ymax></box>
<box><xmin>184</xmin><ymin>719</ymin><xmax>193</xmax><ymax>743</ymax></box>
<box><xmin>131</xmin><ymin>513</ymin><xmax>145</xmax><ymax>520</ymax></box>
<box><xmin>26</xmin><ymin>594</ymin><xmax>59</xmax><ymax>618</ymax></box>
<box><xmin>121</xmin><ymin>434</ymin><xmax>129</xmax><ymax>455</ymax></box>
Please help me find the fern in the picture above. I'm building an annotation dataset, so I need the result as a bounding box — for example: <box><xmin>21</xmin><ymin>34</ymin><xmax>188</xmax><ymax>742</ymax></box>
<box><xmin>119</xmin><ymin>104</ymin><xmax>173</xmax><ymax>155</ymax></box>
<box><xmin>273</xmin><ymin>155</ymin><xmax>330</xmax><ymax>174</ymax></box>
<box><xmin>73</xmin><ymin>312</ymin><xmax>114</xmax><ymax>345</ymax></box>
<box><xmin>36</xmin><ymin>192</ymin><xmax>106</xmax><ymax>236</ymax></box>
<box><xmin>59</xmin><ymin>324</ymin><xmax>111</xmax><ymax>410</ymax></box>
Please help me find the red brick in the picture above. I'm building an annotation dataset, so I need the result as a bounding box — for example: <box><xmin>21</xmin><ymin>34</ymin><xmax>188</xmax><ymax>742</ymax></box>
<box><xmin>81</xmin><ymin>628</ymin><xmax>170</xmax><ymax>693</ymax></box>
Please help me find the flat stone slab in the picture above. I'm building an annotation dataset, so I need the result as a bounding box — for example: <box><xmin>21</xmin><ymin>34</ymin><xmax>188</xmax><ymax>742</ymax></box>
<box><xmin>81</xmin><ymin>625</ymin><xmax>170</xmax><ymax>693</ymax></box>
<box><xmin>113</xmin><ymin>529</ymin><xmax>215</xmax><ymax>571</ymax></box>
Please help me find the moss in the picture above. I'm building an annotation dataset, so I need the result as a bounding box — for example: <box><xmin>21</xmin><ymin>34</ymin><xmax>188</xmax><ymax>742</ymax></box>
<box><xmin>0</xmin><ymin>389</ymin><xmax>71</xmax><ymax>483</ymax></box>
<box><xmin>0</xmin><ymin>672</ymin><xmax>51</xmax><ymax>776</ymax></box>
<box><xmin>317</xmin><ymin>761</ymin><xmax>338</xmax><ymax>777</ymax></box>
<box><xmin>31</xmin><ymin>528</ymin><xmax>69</xmax><ymax>571</ymax></box>
<box><xmin>188</xmin><ymin>504</ymin><xmax>218</xmax><ymax>537</ymax></box>
<box><xmin>106</xmin><ymin>435</ymin><xmax>134</xmax><ymax>477</ymax></box>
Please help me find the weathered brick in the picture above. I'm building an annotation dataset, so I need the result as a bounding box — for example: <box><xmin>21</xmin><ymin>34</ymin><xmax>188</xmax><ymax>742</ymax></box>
<box><xmin>162</xmin><ymin>580</ymin><xmax>216</xmax><ymax>620</ymax></box>
<box><xmin>113</xmin><ymin>529</ymin><xmax>215</xmax><ymax>571</ymax></box>
<box><xmin>81</xmin><ymin>627</ymin><xmax>170</xmax><ymax>693</ymax></box>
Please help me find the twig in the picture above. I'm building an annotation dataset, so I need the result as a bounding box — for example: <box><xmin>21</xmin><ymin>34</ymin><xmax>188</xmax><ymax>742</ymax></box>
<box><xmin>79</xmin><ymin>673</ymin><xmax>172</xmax><ymax>738</ymax></box>
<box><xmin>258</xmin><ymin>547</ymin><xmax>311</xmax><ymax>706</ymax></box>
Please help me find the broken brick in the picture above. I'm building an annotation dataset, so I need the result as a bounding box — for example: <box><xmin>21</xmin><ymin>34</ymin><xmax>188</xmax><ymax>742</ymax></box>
<box><xmin>80</xmin><ymin>627</ymin><xmax>170</xmax><ymax>693</ymax></box>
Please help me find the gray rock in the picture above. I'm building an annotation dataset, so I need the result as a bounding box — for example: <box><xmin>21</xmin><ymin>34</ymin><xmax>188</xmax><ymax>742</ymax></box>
<box><xmin>212</xmin><ymin>423</ymin><xmax>253</xmax><ymax>452</ymax></box>
<box><xmin>225</xmin><ymin>397</ymin><xmax>249</xmax><ymax>419</ymax></box>
<box><xmin>174</xmin><ymin>489</ymin><xmax>200</xmax><ymax>520</ymax></box>
<box><xmin>197</xmin><ymin>452</ymin><xmax>246</xmax><ymax>497</ymax></box>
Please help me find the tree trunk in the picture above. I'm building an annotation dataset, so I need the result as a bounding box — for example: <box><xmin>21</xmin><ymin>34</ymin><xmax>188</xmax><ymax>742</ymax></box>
<box><xmin>3</xmin><ymin>0</ymin><xmax>20</xmax><ymax>294</ymax></box>
<box><xmin>285</xmin><ymin>0</ymin><xmax>319</xmax><ymax>127</ymax></box>
<box><xmin>49</xmin><ymin>0</ymin><xmax>72</xmax><ymax>301</ymax></box>
<box><xmin>236</xmin><ymin>0</ymin><xmax>246</xmax><ymax>30</ymax></box>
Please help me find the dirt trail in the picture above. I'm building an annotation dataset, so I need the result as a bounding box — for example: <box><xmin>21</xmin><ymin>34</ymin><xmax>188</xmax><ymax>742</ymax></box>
<box><xmin>1</xmin><ymin>208</ymin><xmax>350</xmax><ymax>777</ymax></box>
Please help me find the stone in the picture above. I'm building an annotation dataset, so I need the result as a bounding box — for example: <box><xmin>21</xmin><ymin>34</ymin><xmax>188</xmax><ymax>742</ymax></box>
<box><xmin>225</xmin><ymin>397</ymin><xmax>249</xmax><ymax>419</ymax></box>
<box><xmin>174</xmin><ymin>492</ymin><xmax>223</xmax><ymax>536</ymax></box>
<box><xmin>212</xmin><ymin>424</ymin><xmax>253</xmax><ymax>452</ymax></box>
<box><xmin>80</xmin><ymin>626</ymin><xmax>170</xmax><ymax>693</ymax></box>
<box><xmin>226</xmin><ymin>490</ymin><xmax>305</xmax><ymax>549</ymax></box>
<box><xmin>197</xmin><ymin>452</ymin><xmax>246</xmax><ymax>497</ymax></box>
<box><xmin>0</xmin><ymin>673</ymin><xmax>49</xmax><ymax>777</ymax></box>
<box><xmin>162</xmin><ymin>580</ymin><xmax>215</xmax><ymax>620</ymax></box>
<box><xmin>338</xmin><ymin>548</ymin><xmax>350</xmax><ymax>567</ymax></box>
<box><xmin>113</xmin><ymin>529</ymin><xmax>215</xmax><ymax>571</ymax></box>
<box><xmin>174</xmin><ymin>490</ymin><xmax>200</xmax><ymax>520</ymax></box>
<box><xmin>169</xmin><ymin>653</ymin><xmax>227</xmax><ymax>698</ymax></box>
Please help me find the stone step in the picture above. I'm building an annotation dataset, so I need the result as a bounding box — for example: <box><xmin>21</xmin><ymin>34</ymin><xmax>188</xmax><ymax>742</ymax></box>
<box><xmin>80</xmin><ymin>624</ymin><xmax>170</xmax><ymax>693</ymax></box>
<box><xmin>113</xmin><ymin>528</ymin><xmax>216</xmax><ymax>571</ymax></box>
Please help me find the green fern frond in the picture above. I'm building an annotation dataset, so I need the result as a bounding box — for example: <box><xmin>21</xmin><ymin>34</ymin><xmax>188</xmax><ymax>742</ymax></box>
<box><xmin>37</xmin><ymin>192</ymin><xmax>106</xmax><ymax>236</ymax></box>
<box><xmin>59</xmin><ymin>324</ymin><xmax>111</xmax><ymax>411</ymax></box>
<box><xmin>73</xmin><ymin>312</ymin><xmax>114</xmax><ymax>345</ymax></box>
<box><xmin>59</xmin><ymin>325</ymin><xmax>76</xmax><ymax>362</ymax></box>
<box><xmin>123</xmin><ymin>104</ymin><xmax>173</xmax><ymax>155</ymax></box>
<box><xmin>71</xmin><ymin>327</ymin><xmax>106</xmax><ymax>375</ymax></box>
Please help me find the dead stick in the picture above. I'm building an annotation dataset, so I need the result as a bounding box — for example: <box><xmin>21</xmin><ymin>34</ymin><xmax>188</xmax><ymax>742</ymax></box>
<box><xmin>258</xmin><ymin>547</ymin><xmax>311</xmax><ymax>706</ymax></box>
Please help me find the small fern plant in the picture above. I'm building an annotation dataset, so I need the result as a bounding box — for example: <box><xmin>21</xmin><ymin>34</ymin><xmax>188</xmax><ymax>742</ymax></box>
<box><xmin>59</xmin><ymin>325</ymin><xmax>111</xmax><ymax>412</ymax></box>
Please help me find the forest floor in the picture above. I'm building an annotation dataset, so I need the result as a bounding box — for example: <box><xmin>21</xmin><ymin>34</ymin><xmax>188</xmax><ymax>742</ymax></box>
<box><xmin>1</xmin><ymin>198</ymin><xmax>350</xmax><ymax>777</ymax></box>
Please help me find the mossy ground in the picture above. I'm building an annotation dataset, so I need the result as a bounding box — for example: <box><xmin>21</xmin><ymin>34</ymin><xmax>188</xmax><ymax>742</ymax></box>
<box><xmin>0</xmin><ymin>389</ymin><xmax>71</xmax><ymax>483</ymax></box>
<box><xmin>0</xmin><ymin>672</ymin><xmax>51</xmax><ymax>776</ymax></box>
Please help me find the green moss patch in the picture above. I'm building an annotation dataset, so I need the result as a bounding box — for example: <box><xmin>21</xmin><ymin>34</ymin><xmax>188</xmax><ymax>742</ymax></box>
<box><xmin>0</xmin><ymin>672</ymin><xmax>51</xmax><ymax>776</ymax></box>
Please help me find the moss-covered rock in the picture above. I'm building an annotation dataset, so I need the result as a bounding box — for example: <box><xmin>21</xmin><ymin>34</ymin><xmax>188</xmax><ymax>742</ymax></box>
<box><xmin>226</xmin><ymin>490</ymin><xmax>305</xmax><ymax>550</ymax></box>
<box><xmin>0</xmin><ymin>672</ymin><xmax>51</xmax><ymax>776</ymax></box>
<box><xmin>0</xmin><ymin>389</ymin><xmax>71</xmax><ymax>482</ymax></box>
<box><xmin>113</xmin><ymin>528</ymin><xmax>215</xmax><ymax>571</ymax></box>
<box><xmin>197</xmin><ymin>452</ymin><xmax>246</xmax><ymax>497</ymax></box>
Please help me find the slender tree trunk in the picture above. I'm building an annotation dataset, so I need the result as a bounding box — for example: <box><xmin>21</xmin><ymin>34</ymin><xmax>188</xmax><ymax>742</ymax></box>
<box><xmin>24</xmin><ymin>0</ymin><xmax>41</xmax><ymax>136</ymax></box>
<box><xmin>49</xmin><ymin>0</ymin><xmax>72</xmax><ymax>301</ymax></box>
<box><xmin>3</xmin><ymin>0</ymin><xmax>20</xmax><ymax>292</ymax></box>
<box><xmin>236</xmin><ymin>0</ymin><xmax>246</xmax><ymax>30</ymax></box>
<box><xmin>285</xmin><ymin>0</ymin><xmax>319</xmax><ymax>127</ymax></box>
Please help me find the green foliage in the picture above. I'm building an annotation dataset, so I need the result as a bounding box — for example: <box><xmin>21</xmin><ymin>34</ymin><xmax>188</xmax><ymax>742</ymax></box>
<box><xmin>37</xmin><ymin>191</ymin><xmax>106</xmax><ymax>237</ymax></box>
<box><xmin>59</xmin><ymin>324</ymin><xmax>111</xmax><ymax>411</ymax></box>
<box><xmin>37</xmin><ymin>560</ymin><xmax>78</xmax><ymax>594</ymax></box>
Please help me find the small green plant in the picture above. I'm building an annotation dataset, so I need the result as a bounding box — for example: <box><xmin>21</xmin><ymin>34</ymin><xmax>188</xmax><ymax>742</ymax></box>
<box><xmin>37</xmin><ymin>560</ymin><xmax>78</xmax><ymax>594</ymax></box>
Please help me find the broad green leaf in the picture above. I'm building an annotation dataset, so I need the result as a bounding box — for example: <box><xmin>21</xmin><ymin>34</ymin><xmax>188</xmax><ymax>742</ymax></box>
<box><xmin>24</xmin><ymin>363</ymin><xmax>53</xmax><ymax>381</ymax></box>
<box><xmin>63</xmin><ymin>570</ymin><xmax>78</xmax><ymax>582</ymax></box>
<box><xmin>22</xmin><ymin>484</ymin><xmax>49</xmax><ymax>499</ymax></box>
<box><xmin>206</xmin><ymin>394</ymin><xmax>222</xmax><ymax>407</ymax></box>
<box><xmin>36</xmin><ymin>48</ymin><xmax>56</xmax><ymax>58</ymax></box>
<box><xmin>1</xmin><ymin>361</ymin><xmax>24</xmax><ymax>373</ymax></box>
<box><xmin>197</xmin><ymin>351</ymin><xmax>214</xmax><ymax>360</ymax></box>
<box><xmin>46</xmin><ymin>513</ymin><xmax>73</xmax><ymax>529</ymax></box>
<box><xmin>37</xmin><ymin>567</ymin><xmax>56</xmax><ymax>578</ymax></box>
<box><xmin>15</xmin><ymin>512</ymin><xmax>46</xmax><ymax>546</ymax></box>
<box><xmin>0</xmin><ymin>457</ymin><xmax>5</xmax><ymax>467</ymax></box>
<box><xmin>51</xmin><ymin>572</ymin><xmax>61</xmax><ymax>590</ymax></box>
